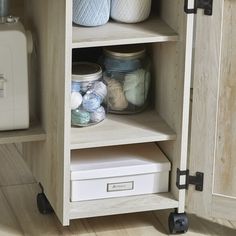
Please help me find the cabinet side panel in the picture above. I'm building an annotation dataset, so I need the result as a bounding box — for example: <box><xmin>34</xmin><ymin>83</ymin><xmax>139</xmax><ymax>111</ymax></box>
<box><xmin>22</xmin><ymin>0</ymin><xmax>70</xmax><ymax>225</ymax></box>
<box><xmin>153</xmin><ymin>0</ymin><xmax>190</xmax><ymax>209</ymax></box>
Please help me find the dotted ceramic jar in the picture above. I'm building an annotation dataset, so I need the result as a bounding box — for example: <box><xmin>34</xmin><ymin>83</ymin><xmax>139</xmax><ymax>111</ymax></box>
<box><xmin>103</xmin><ymin>45</ymin><xmax>151</xmax><ymax>114</ymax></box>
<box><xmin>111</xmin><ymin>0</ymin><xmax>152</xmax><ymax>23</ymax></box>
<box><xmin>71</xmin><ymin>62</ymin><xmax>107</xmax><ymax>127</ymax></box>
<box><xmin>73</xmin><ymin>0</ymin><xmax>110</xmax><ymax>27</ymax></box>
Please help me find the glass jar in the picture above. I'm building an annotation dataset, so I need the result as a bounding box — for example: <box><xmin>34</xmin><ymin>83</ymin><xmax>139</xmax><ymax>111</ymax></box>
<box><xmin>103</xmin><ymin>45</ymin><xmax>151</xmax><ymax>114</ymax></box>
<box><xmin>71</xmin><ymin>62</ymin><xmax>107</xmax><ymax>127</ymax></box>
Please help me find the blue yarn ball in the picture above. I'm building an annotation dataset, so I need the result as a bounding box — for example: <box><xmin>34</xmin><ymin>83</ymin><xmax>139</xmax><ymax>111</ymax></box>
<box><xmin>71</xmin><ymin>81</ymin><xmax>81</xmax><ymax>92</ymax></box>
<box><xmin>82</xmin><ymin>93</ymin><xmax>102</xmax><ymax>112</ymax></box>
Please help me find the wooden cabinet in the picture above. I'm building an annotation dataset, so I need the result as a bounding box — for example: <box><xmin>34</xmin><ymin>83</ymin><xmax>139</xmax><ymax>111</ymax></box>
<box><xmin>21</xmin><ymin>0</ymin><xmax>193</xmax><ymax>228</ymax></box>
<box><xmin>0</xmin><ymin>0</ymin><xmax>235</xmax><ymax>233</ymax></box>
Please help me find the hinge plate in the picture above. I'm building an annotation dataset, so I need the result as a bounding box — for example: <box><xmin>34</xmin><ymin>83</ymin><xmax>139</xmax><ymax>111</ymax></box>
<box><xmin>184</xmin><ymin>0</ymin><xmax>213</xmax><ymax>16</ymax></box>
<box><xmin>176</xmin><ymin>168</ymin><xmax>204</xmax><ymax>191</ymax></box>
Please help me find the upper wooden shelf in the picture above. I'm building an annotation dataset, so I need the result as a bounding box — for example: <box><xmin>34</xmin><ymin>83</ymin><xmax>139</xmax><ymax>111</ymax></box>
<box><xmin>72</xmin><ymin>16</ymin><xmax>178</xmax><ymax>48</ymax></box>
<box><xmin>0</xmin><ymin>124</ymin><xmax>46</xmax><ymax>145</ymax></box>
<box><xmin>70</xmin><ymin>110</ymin><xmax>176</xmax><ymax>150</ymax></box>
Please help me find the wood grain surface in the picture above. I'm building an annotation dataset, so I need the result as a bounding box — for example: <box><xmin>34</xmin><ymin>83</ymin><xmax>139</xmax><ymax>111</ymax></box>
<box><xmin>213</xmin><ymin>0</ymin><xmax>236</xmax><ymax>198</ymax></box>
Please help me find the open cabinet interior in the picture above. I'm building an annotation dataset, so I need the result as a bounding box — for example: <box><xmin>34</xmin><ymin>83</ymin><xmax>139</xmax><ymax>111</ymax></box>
<box><xmin>14</xmin><ymin>0</ymin><xmax>193</xmax><ymax>227</ymax></box>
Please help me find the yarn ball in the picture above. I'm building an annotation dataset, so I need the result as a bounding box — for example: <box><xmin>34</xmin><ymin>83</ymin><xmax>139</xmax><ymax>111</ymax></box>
<box><xmin>71</xmin><ymin>92</ymin><xmax>83</xmax><ymax>110</ymax></box>
<box><xmin>71</xmin><ymin>81</ymin><xmax>81</xmax><ymax>92</ymax></box>
<box><xmin>92</xmin><ymin>81</ymin><xmax>107</xmax><ymax>100</ymax></box>
<box><xmin>90</xmin><ymin>106</ymin><xmax>106</xmax><ymax>123</ymax></box>
<box><xmin>124</xmin><ymin>69</ymin><xmax>150</xmax><ymax>106</ymax></box>
<box><xmin>80</xmin><ymin>81</ymin><xmax>93</xmax><ymax>94</ymax></box>
<box><xmin>105</xmin><ymin>77</ymin><xmax>128</xmax><ymax>111</ymax></box>
<box><xmin>82</xmin><ymin>93</ymin><xmax>102</xmax><ymax>112</ymax></box>
<box><xmin>71</xmin><ymin>109</ymin><xmax>90</xmax><ymax>126</ymax></box>
<box><xmin>104</xmin><ymin>57</ymin><xmax>141</xmax><ymax>73</ymax></box>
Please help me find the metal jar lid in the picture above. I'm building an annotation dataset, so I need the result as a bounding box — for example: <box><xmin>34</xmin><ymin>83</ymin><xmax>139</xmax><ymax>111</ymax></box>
<box><xmin>72</xmin><ymin>62</ymin><xmax>102</xmax><ymax>82</ymax></box>
<box><xmin>104</xmin><ymin>45</ymin><xmax>146</xmax><ymax>60</ymax></box>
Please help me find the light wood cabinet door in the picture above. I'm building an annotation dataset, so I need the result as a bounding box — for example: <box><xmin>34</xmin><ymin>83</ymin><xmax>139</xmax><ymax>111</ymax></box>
<box><xmin>187</xmin><ymin>0</ymin><xmax>236</xmax><ymax>220</ymax></box>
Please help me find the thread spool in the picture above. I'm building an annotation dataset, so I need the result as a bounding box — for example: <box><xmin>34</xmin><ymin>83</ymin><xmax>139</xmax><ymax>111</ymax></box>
<box><xmin>90</xmin><ymin>106</ymin><xmax>106</xmax><ymax>123</ymax></box>
<box><xmin>71</xmin><ymin>109</ymin><xmax>90</xmax><ymax>126</ymax></box>
<box><xmin>0</xmin><ymin>0</ymin><xmax>9</xmax><ymax>18</ymax></box>
<box><xmin>71</xmin><ymin>92</ymin><xmax>83</xmax><ymax>110</ymax></box>
<box><xmin>105</xmin><ymin>77</ymin><xmax>128</xmax><ymax>111</ymax></box>
<box><xmin>82</xmin><ymin>93</ymin><xmax>102</xmax><ymax>112</ymax></box>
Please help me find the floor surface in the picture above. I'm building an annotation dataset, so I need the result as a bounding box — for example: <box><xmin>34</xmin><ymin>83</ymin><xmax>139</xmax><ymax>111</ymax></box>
<box><xmin>0</xmin><ymin>144</ymin><xmax>235</xmax><ymax>235</ymax></box>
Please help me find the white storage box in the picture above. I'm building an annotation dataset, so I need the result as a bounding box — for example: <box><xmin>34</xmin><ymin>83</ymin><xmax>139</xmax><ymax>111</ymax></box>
<box><xmin>70</xmin><ymin>143</ymin><xmax>171</xmax><ymax>202</ymax></box>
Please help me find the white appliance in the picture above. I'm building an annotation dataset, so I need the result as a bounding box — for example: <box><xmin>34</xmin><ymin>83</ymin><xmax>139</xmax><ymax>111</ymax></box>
<box><xmin>0</xmin><ymin>17</ymin><xmax>30</xmax><ymax>131</ymax></box>
<box><xmin>70</xmin><ymin>143</ymin><xmax>171</xmax><ymax>202</ymax></box>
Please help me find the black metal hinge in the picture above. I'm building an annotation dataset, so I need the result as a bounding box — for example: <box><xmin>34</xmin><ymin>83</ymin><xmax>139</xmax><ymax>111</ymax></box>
<box><xmin>184</xmin><ymin>0</ymin><xmax>213</xmax><ymax>15</ymax></box>
<box><xmin>176</xmin><ymin>168</ymin><xmax>204</xmax><ymax>191</ymax></box>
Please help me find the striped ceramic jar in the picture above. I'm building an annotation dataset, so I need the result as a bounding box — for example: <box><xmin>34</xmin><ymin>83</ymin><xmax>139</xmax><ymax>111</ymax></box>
<box><xmin>111</xmin><ymin>0</ymin><xmax>152</xmax><ymax>23</ymax></box>
<box><xmin>73</xmin><ymin>0</ymin><xmax>110</xmax><ymax>27</ymax></box>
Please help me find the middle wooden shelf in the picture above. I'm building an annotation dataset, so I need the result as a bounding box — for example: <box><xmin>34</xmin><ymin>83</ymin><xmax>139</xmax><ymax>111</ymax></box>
<box><xmin>72</xmin><ymin>16</ymin><xmax>179</xmax><ymax>48</ymax></box>
<box><xmin>70</xmin><ymin>109</ymin><xmax>176</xmax><ymax>150</ymax></box>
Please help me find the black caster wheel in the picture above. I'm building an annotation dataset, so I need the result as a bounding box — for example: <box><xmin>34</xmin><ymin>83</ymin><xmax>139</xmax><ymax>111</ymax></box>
<box><xmin>168</xmin><ymin>212</ymin><xmax>189</xmax><ymax>234</ymax></box>
<box><xmin>37</xmin><ymin>192</ymin><xmax>54</xmax><ymax>215</ymax></box>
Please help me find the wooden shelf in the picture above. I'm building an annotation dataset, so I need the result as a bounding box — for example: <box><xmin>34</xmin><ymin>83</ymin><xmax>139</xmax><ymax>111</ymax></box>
<box><xmin>71</xmin><ymin>110</ymin><xmax>176</xmax><ymax>150</ymax></box>
<box><xmin>69</xmin><ymin>192</ymin><xmax>178</xmax><ymax>219</ymax></box>
<box><xmin>0</xmin><ymin>124</ymin><xmax>46</xmax><ymax>145</ymax></box>
<box><xmin>72</xmin><ymin>16</ymin><xmax>178</xmax><ymax>48</ymax></box>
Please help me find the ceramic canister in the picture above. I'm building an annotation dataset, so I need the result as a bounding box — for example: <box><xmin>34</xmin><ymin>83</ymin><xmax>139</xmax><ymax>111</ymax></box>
<box><xmin>73</xmin><ymin>0</ymin><xmax>110</xmax><ymax>27</ymax></box>
<box><xmin>111</xmin><ymin>0</ymin><xmax>152</xmax><ymax>23</ymax></box>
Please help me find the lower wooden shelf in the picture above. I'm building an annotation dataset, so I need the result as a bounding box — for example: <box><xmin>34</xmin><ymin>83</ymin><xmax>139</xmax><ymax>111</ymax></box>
<box><xmin>0</xmin><ymin>124</ymin><xmax>46</xmax><ymax>145</ymax></box>
<box><xmin>69</xmin><ymin>192</ymin><xmax>179</xmax><ymax>220</ymax></box>
<box><xmin>71</xmin><ymin>110</ymin><xmax>176</xmax><ymax>150</ymax></box>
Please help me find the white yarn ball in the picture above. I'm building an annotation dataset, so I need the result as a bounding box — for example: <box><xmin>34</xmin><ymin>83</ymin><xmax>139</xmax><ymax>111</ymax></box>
<box><xmin>71</xmin><ymin>92</ymin><xmax>83</xmax><ymax>110</ymax></box>
<box><xmin>105</xmin><ymin>77</ymin><xmax>128</xmax><ymax>111</ymax></box>
<box><xmin>93</xmin><ymin>81</ymin><xmax>107</xmax><ymax>100</ymax></box>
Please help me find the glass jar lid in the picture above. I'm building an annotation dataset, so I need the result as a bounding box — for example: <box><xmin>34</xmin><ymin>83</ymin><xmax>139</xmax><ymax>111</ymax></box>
<box><xmin>72</xmin><ymin>62</ymin><xmax>102</xmax><ymax>82</ymax></box>
<box><xmin>104</xmin><ymin>45</ymin><xmax>146</xmax><ymax>60</ymax></box>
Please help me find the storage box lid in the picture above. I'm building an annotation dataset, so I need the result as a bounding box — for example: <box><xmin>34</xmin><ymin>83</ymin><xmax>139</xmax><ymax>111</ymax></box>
<box><xmin>71</xmin><ymin>143</ymin><xmax>171</xmax><ymax>180</ymax></box>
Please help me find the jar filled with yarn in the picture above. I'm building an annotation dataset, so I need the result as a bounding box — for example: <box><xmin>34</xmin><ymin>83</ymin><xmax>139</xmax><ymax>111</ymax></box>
<box><xmin>71</xmin><ymin>62</ymin><xmax>107</xmax><ymax>127</ymax></box>
<box><xmin>73</xmin><ymin>0</ymin><xmax>110</xmax><ymax>27</ymax></box>
<box><xmin>103</xmin><ymin>45</ymin><xmax>151</xmax><ymax>114</ymax></box>
<box><xmin>111</xmin><ymin>0</ymin><xmax>152</xmax><ymax>24</ymax></box>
